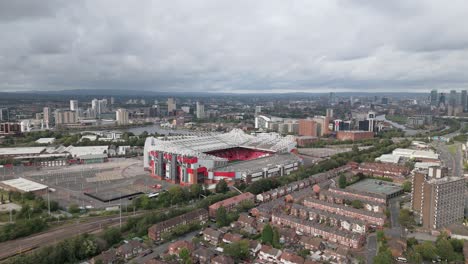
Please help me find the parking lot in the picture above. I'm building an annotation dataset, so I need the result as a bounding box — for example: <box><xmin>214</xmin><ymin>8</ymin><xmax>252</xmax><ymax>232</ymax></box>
<box><xmin>13</xmin><ymin>158</ymin><xmax>170</xmax><ymax>209</ymax></box>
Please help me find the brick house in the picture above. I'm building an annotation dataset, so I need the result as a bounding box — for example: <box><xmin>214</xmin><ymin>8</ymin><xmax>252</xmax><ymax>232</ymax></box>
<box><xmin>148</xmin><ymin>208</ymin><xmax>208</xmax><ymax>241</ymax></box>
<box><xmin>203</xmin><ymin>227</ymin><xmax>222</xmax><ymax>245</ymax></box>
<box><xmin>211</xmin><ymin>255</ymin><xmax>235</xmax><ymax>264</ymax></box>
<box><xmin>280</xmin><ymin>251</ymin><xmax>305</xmax><ymax>264</ymax></box>
<box><xmin>193</xmin><ymin>247</ymin><xmax>216</xmax><ymax>264</ymax></box>
<box><xmin>116</xmin><ymin>240</ymin><xmax>144</xmax><ymax>260</ymax></box>
<box><xmin>168</xmin><ymin>240</ymin><xmax>195</xmax><ymax>255</ymax></box>
<box><xmin>209</xmin><ymin>192</ymin><xmax>255</xmax><ymax>218</ymax></box>
<box><xmin>258</xmin><ymin>245</ymin><xmax>282</xmax><ymax>263</ymax></box>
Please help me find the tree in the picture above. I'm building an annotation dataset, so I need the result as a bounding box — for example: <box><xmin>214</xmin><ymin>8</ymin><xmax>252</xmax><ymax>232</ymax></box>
<box><xmin>351</xmin><ymin>200</ymin><xmax>364</xmax><ymax>209</ymax></box>
<box><xmin>179</xmin><ymin>247</ymin><xmax>192</xmax><ymax>264</ymax></box>
<box><xmin>215</xmin><ymin>179</ymin><xmax>229</xmax><ymax>193</ymax></box>
<box><xmin>168</xmin><ymin>186</ymin><xmax>184</xmax><ymax>205</ymax></box>
<box><xmin>402</xmin><ymin>181</ymin><xmax>412</xmax><ymax>192</ymax></box>
<box><xmin>407</xmin><ymin>237</ymin><xmax>419</xmax><ymax>249</ymax></box>
<box><xmin>216</xmin><ymin>206</ymin><xmax>229</xmax><ymax>227</ymax></box>
<box><xmin>189</xmin><ymin>184</ymin><xmax>203</xmax><ymax>199</ymax></box>
<box><xmin>101</xmin><ymin>227</ymin><xmax>122</xmax><ymax>246</ymax></box>
<box><xmin>68</xmin><ymin>204</ymin><xmax>80</xmax><ymax>214</ymax></box>
<box><xmin>338</xmin><ymin>174</ymin><xmax>347</xmax><ymax>188</ymax></box>
<box><xmin>352</xmin><ymin>145</ymin><xmax>359</xmax><ymax>153</ymax></box>
<box><xmin>435</xmin><ymin>236</ymin><xmax>455</xmax><ymax>261</ymax></box>
<box><xmin>414</xmin><ymin>241</ymin><xmax>437</xmax><ymax>260</ymax></box>
<box><xmin>398</xmin><ymin>209</ymin><xmax>415</xmax><ymax>228</ymax></box>
<box><xmin>450</xmin><ymin>238</ymin><xmax>464</xmax><ymax>253</ymax></box>
<box><xmin>223</xmin><ymin>240</ymin><xmax>250</xmax><ymax>261</ymax></box>
<box><xmin>272</xmin><ymin>227</ymin><xmax>281</xmax><ymax>248</ymax></box>
<box><xmin>373</xmin><ymin>247</ymin><xmax>393</xmax><ymax>264</ymax></box>
<box><xmin>261</xmin><ymin>224</ymin><xmax>274</xmax><ymax>245</ymax></box>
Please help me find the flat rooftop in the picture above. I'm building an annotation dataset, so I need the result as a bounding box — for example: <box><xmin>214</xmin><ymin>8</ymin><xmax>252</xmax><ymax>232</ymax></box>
<box><xmin>1</xmin><ymin>178</ymin><xmax>48</xmax><ymax>192</ymax></box>
<box><xmin>347</xmin><ymin>179</ymin><xmax>403</xmax><ymax>196</ymax></box>
<box><xmin>0</xmin><ymin>147</ymin><xmax>46</xmax><ymax>156</ymax></box>
<box><xmin>215</xmin><ymin>153</ymin><xmax>301</xmax><ymax>174</ymax></box>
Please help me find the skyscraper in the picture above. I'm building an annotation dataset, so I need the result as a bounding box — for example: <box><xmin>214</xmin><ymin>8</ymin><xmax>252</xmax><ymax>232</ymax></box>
<box><xmin>298</xmin><ymin>119</ymin><xmax>317</xmax><ymax>137</ymax></box>
<box><xmin>430</xmin><ymin>89</ymin><xmax>438</xmax><ymax>106</ymax></box>
<box><xmin>326</xmin><ymin>108</ymin><xmax>334</xmax><ymax>118</ymax></box>
<box><xmin>449</xmin><ymin>90</ymin><xmax>457</xmax><ymax>107</ymax></box>
<box><xmin>43</xmin><ymin>107</ymin><xmax>51</xmax><ymax>127</ymax></box>
<box><xmin>462</xmin><ymin>90</ymin><xmax>467</xmax><ymax>112</ymax></box>
<box><xmin>0</xmin><ymin>108</ymin><xmax>9</xmax><ymax>121</ymax></box>
<box><xmin>54</xmin><ymin>110</ymin><xmax>77</xmax><ymax>125</ymax></box>
<box><xmin>70</xmin><ymin>100</ymin><xmax>78</xmax><ymax>111</ymax></box>
<box><xmin>167</xmin><ymin>98</ymin><xmax>176</xmax><ymax>113</ymax></box>
<box><xmin>196</xmin><ymin>102</ymin><xmax>205</xmax><ymax>119</ymax></box>
<box><xmin>116</xmin><ymin>108</ymin><xmax>129</xmax><ymax>125</ymax></box>
<box><xmin>92</xmin><ymin>98</ymin><xmax>108</xmax><ymax>118</ymax></box>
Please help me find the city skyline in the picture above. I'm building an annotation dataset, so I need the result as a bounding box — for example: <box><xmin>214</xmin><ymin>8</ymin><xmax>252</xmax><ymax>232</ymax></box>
<box><xmin>1</xmin><ymin>1</ymin><xmax>468</xmax><ymax>93</ymax></box>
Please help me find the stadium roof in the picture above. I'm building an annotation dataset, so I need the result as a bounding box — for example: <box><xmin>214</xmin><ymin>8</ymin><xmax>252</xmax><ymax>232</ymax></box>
<box><xmin>144</xmin><ymin>129</ymin><xmax>296</xmax><ymax>160</ymax></box>
<box><xmin>1</xmin><ymin>178</ymin><xmax>48</xmax><ymax>192</ymax></box>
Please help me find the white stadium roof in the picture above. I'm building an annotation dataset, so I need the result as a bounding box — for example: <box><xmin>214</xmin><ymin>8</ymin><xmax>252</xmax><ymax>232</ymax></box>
<box><xmin>144</xmin><ymin>129</ymin><xmax>296</xmax><ymax>161</ymax></box>
<box><xmin>0</xmin><ymin>147</ymin><xmax>46</xmax><ymax>156</ymax></box>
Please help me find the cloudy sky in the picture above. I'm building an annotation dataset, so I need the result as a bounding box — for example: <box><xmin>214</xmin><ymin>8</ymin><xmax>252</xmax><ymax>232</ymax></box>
<box><xmin>1</xmin><ymin>0</ymin><xmax>468</xmax><ymax>93</ymax></box>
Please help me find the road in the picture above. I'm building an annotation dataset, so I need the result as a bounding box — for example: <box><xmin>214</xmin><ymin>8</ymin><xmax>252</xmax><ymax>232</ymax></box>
<box><xmin>366</xmin><ymin>234</ymin><xmax>377</xmax><ymax>264</ymax></box>
<box><xmin>0</xmin><ymin>213</ymin><xmax>145</xmax><ymax>261</ymax></box>
<box><xmin>433</xmin><ymin>142</ymin><xmax>463</xmax><ymax>176</ymax></box>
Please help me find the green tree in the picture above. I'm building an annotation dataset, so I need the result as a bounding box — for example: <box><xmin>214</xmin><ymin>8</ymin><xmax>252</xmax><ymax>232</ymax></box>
<box><xmin>450</xmin><ymin>238</ymin><xmax>464</xmax><ymax>253</ymax></box>
<box><xmin>216</xmin><ymin>206</ymin><xmax>229</xmax><ymax>227</ymax></box>
<box><xmin>68</xmin><ymin>203</ymin><xmax>80</xmax><ymax>214</ymax></box>
<box><xmin>261</xmin><ymin>224</ymin><xmax>274</xmax><ymax>245</ymax></box>
<box><xmin>338</xmin><ymin>174</ymin><xmax>347</xmax><ymax>188</ymax></box>
<box><xmin>402</xmin><ymin>181</ymin><xmax>412</xmax><ymax>192</ymax></box>
<box><xmin>179</xmin><ymin>247</ymin><xmax>192</xmax><ymax>264</ymax></box>
<box><xmin>101</xmin><ymin>227</ymin><xmax>122</xmax><ymax>246</ymax></box>
<box><xmin>414</xmin><ymin>241</ymin><xmax>437</xmax><ymax>261</ymax></box>
<box><xmin>435</xmin><ymin>237</ymin><xmax>455</xmax><ymax>261</ymax></box>
<box><xmin>407</xmin><ymin>249</ymin><xmax>423</xmax><ymax>264</ymax></box>
<box><xmin>189</xmin><ymin>184</ymin><xmax>203</xmax><ymax>199</ymax></box>
<box><xmin>398</xmin><ymin>209</ymin><xmax>415</xmax><ymax>228</ymax></box>
<box><xmin>373</xmin><ymin>247</ymin><xmax>393</xmax><ymax>264</ymax></box>
<box><xmin>168</xmin><ymin>186</ymin><xmax>184</xmax><ymax>205</ymax></box>
<box><xmin>215</xmin><ymin>179</ymin><xmax>229</xmax><ymax>193</ymax></box>
<box><xmin>223</xmin><ymin>240</ymin><xmax>250</xmax><ymax>261</ymax></box>
<box><xmin>352</xmin><ymin>145</ymin><xmax>359</xmax><ymax>153</ymax></box>
<box><xmin>351</xmin><ymin>200</ymin><xmax>364</xmax><ymax>209</ymax></box>
<box><xmin>272</xmin><ymin>227</ymin><xmax>281</xmax><ymax>248</ymax></box>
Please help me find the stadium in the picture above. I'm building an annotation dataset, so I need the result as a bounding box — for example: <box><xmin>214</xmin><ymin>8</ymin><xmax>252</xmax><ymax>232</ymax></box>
<box><xmin>143</xmin><ymin>129</ymin><xmax>301</xmax><ymax>186</ymax></box>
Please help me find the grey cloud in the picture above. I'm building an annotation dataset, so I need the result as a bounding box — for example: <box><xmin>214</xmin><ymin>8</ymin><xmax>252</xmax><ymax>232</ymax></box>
<box><xmin>0</xmin><ymin>0</ymin><xmax>468</xmax><ymax>93</ymax></box>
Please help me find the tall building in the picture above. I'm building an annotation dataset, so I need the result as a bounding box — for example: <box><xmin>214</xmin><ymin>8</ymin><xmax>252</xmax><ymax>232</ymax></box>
<box><xmin>54</xmin><ymin>110</ymin><xmax>77</xmax><ymax>125</ymax></box>
<box><xmin>329</xmin><ymin>92</ymin><xmax>336</xmax><ymax>105</ymax></box>
<box><xmin>116</xmin><ymin>108</ymin><xmax>129</xmax><ymax>125</ymax></box>
<box><xmin>298</xmin><ymin>119</ymin><xmax>317</xmax><ymax>137</ymax></box>
<box><xmin>110</xmin><ymin>97</ymin><xmax>115</xmax><ymax>105</ymax></box>
<box><xmin>449</xmin><ymin>90</ymin><xmax>457</xmax><ymax>107</ymax></box>
<box><xmin>43</xmin><ymin>107</ymin><xmax>51</xmax><ymax>128</ymax></box>
<box><xmin>411</xmin><ymin>173</ymin><xmax>465</xmax><ymax>229</ymax></box>
<box><xmin>0</xmin><ymin>108</ymin><xmax>9</xmax><ymax>121</ymax></box>
<box><xmin>438</xmin><ymin>93</ymin><xmax>446</xmax><ymax>106</ymax></box>
<box><xmin>255</xmin><ymin>106</ymin><xmax>263</xmax><ymax>115</ymax></box>
<box><xmin>167</xmin><ymin>98</ymin><xmax>176</xmax><ymax>113</ymax></box>
<box><xmin>92</xmin><ymin>98</ymin><xmax>108</xmax><ymax>118</ymax></box>
<box><xmin>367</xmin><ymin>111</ymin><xmax>376</xmax><ymax>132</ymax></box>
<box><xmin>196</xmin><ymin>102</ymin><xmax>205</xmax><ymax>119</ymax></box>
<box><xmin>326</xmin><ymin>108</ymin><xmax>334</xmax><ymax>118</ymax></box>
<box><xmin>462</xmin><ymin>90</ymin><xmax>467</xmax><ymax>112</ymax></box>
<box><xmin>313</xmin><ymin>116</ymin><xmax>330</xmax><ymax>136</ymax></box>
<box><xmin>70</xmin><ymin>100</ymin><xmax>78</xmax><ymax>111</ymax></box>
<box><xmin>430</xmin><ymin>89</ymin><xmax>438</xmax><ymax>106</ymax></box>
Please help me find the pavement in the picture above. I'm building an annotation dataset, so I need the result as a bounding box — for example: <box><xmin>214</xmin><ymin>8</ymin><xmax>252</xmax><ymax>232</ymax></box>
<box><xmin>433</xmin><ymin>142</ymin><xmax>463</xmax><ymax>176</ymax></box>
<box><xmin>366</xmin><ymin>234</ymin><xmax>377</xmax><ymax>264</ymax></box>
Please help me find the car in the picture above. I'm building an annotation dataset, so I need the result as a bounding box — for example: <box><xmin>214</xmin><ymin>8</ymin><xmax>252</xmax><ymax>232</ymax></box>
<box><xmin>396</xmin><ymin>257</ymin><xmax>407</xmax><ymax>263</ymax></box>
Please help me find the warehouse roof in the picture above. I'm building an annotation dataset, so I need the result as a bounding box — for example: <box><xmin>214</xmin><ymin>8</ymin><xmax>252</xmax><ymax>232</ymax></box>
<box><xmin>0</xmin><ymin>147</ymin><xmax>46</xmax><ymax>156</ymax></box>
<box><xmin>35</xmin><ymin>138</ymin><xmax>56</xmax><ymax>144</ymax></box>
<box><xmin>1</xmin><ymin>178</ymin><xmax>48</xmax><ymax>192</ymax></box>
<box><xmin>65</xmin><ymin>146</ymin><xmax>109</xmax><ymax>158</ymax></box>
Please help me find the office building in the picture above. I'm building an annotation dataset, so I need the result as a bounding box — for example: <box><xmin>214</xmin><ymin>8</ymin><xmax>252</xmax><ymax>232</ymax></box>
<box><xmin>326</xmin><ymin>108</ymin><xmax>334</xmax><ymax>118</ymax></box>
<box><xmin>412</xmin><ymin>173</ymin><xmax>465</xmax><ymax>229</ymax></box>
<box><xmin>430</xmin><ymin>89</ymin><xmax>438</xmax><ymax>106</ymax></box>
<box><xmin>55</xmin><ymin>110</ymin><xmax>77</xmax><ymax>125</ymax></box>
<box><xmin>116</xmin><ymin>108</ymin><xmax>129</xmax><ymax>125</ymax></box>
<box><xmin>255</xmin><ymin>106</ymin><xmax>263</xmax><ymax>115</ymax></box>
<box><xmin>167</xmin><ymin>98</ymin><xmax>176</xmax><ymax>113</ymax></box>
<box><xmin>367</xmin><ymin>111</ymin><xmax>376</xmax><ymax>132</ymax></box>
<box><xmin>196</xmin><ymin>101</ymin><xmax>205</xmax><ymax>119</ymax></box>
<box><xmin>70</xmin><ymin>100</ymin><xmax>78</xmax><ymax>111</ymax></box>
<box><xmin>438</xmin><ymin>93</ymin><xmax>446</xmax><ymax>106</ymax></box>
<box><xmin>181</xmin><ymin>106</ymin><xmax>190</xmax><ymax>113</ymax></box>
<box><xmin>0</xmin><ymin>108</ymin><xmax>9</xmax><ymax>121</ymax></box>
